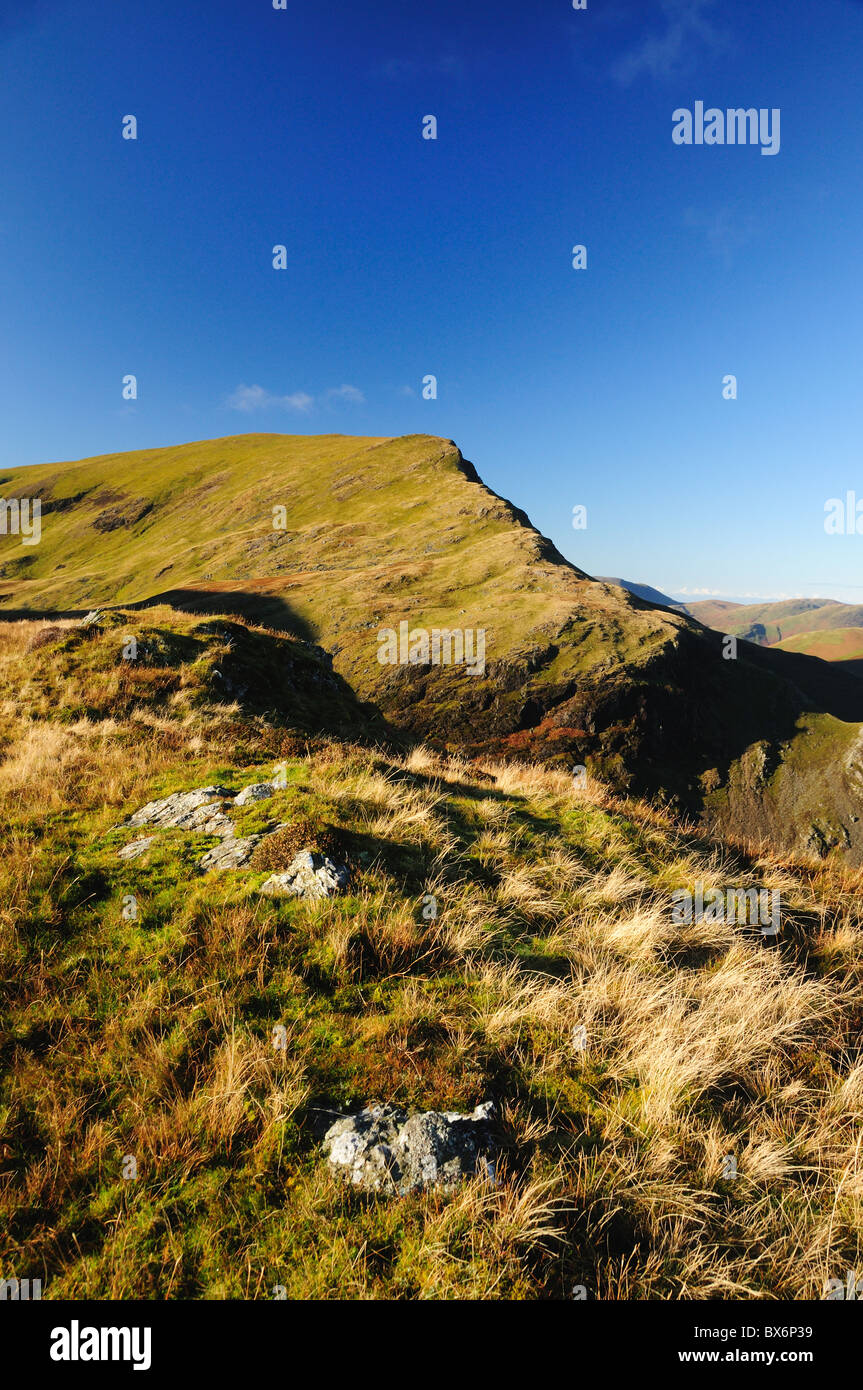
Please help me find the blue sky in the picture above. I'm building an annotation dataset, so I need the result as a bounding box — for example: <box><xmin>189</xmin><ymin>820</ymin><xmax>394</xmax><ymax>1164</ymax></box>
<box><xmin>2</xmin><ymin>0</ymin><xmax>863</xmax><ymax>602</ymax></box>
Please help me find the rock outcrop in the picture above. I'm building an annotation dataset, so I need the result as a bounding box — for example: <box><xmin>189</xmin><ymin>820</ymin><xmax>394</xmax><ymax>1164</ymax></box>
<box><xmin>117</xmin><ymin>835</ymin><xmax>156</xmax><ymax>861</ymax></box>
<box><xmin>113</xmin><ymin>784</ymin><xmax>350</xmax><ymax>890</ymax></box>
<box><xmin>260</xmin><ymin>851</ymin><xmax>350</xmax><ymax>901</ymax></box>
<box><xmin>198</xmin><ymin>837</ymin><xmax>261</xmax><ymax>872</ymax></box>
<box><xmin>323</xmin><ymin>1101</ymin><xmax>497</xmax><ymax>1194</ymax></box>
<box><xmin>122</xmin><ymin>786</ymin><xmax>234</xmax><ymax>833</ymax></box>
<box><xmin>233</xmin><ymin>782</ymin><xmax>275</xmax><ymax>806</ymax></box>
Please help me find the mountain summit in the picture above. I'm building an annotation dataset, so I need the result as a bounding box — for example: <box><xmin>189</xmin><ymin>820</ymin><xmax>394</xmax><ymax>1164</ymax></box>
<box><xmin>3</xmin><ymin>432</ymin><xmax>863</xmax><ymax>860</ymax></box>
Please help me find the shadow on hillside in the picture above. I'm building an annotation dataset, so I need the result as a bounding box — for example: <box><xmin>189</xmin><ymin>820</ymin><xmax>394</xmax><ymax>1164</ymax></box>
<box><xmin>0</xmin><ymin>592</ymin><xmax>318</xmax><ymax>644</ymax></box>
<box><xmin>835</xmin><ymin>658</ymin><xmax>863</xmax><ymax>680</ymax></box>
<box><xmin>744</xmin><ymin>638</ymin><xmax>863</xmax><ymax>722</ymax></box>
<box><xmin>7</xmin><ymin>587</ymin><xmax>863</xmax><ymax>864</ymax></box>
<box><xmin>0</xmin><ymin>589</ymin><xmax>403</xmax><ymax>750</ymax></box>
<box><xmin>0</xmin><ymin>588</ymin><xmax>318</xmax><ymax>644</ymax></box>
<box><xmin>127</xmin><ymin>587</ymin><xmax>318</xmax><ymax>643</ymax></box>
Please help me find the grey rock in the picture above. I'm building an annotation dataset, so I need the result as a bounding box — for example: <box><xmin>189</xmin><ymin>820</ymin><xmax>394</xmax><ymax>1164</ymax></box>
<box><xmin>124</xmin><ymin>786</ymin><xmax>233</xmax><ymax>831</ymax></box>
<box><xmin>117</xmin><ymin>835</ymin><xmax>156</xmax><ymax>861</ymax></box>
<box><xmin>199</xmin><ymin>836</ymin><xmax>260</xmax><ymax>872</ymax></box>
<box><xmin>234</xmin><ymin>782</ymin><xmax>275</xmax><ymax>806</ymax></box>
<box><xmin>323</xmin><ymin>1100</ymin><xmax>497</xmax><ymax>1194</ymax></box>
<box><xmin>182</xmin><ymin>805</ymin><xmax>235</xmax><ymax>837</ymax></box>
<box><xmin>260</xmin><ymin>850</ymin><xmax>350</xmax><ymax>901</ymax></box>
<box><xmin>113</xmin><ymin>786</ymin><xmax>313</xmax><ymax>874</ymax></box>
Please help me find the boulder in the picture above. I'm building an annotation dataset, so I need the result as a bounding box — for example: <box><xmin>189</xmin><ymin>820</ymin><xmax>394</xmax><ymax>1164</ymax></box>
<box><xmin>123</xmin><ymin>786</ymin><xmax>233</xmax><ymax>831</ymax></box>
<box><xmin>199</xmin><ymin>836</ymin><xmax>261</xmax><ymax>872</ymax></box>
<box><xmin>323</xmin><ymin>1101</ymin><xmax>497</xmax><ymax>1194</ymax></box>
<box><xmin>234</xmin><ymin>782</ymin><xmax>275</xmax><ymax>806</ymax></box>
<box><xmin>117</xmin><ymin>835</ymin><xmax>156</xmax><ymax>861</ymax></box>
<box><xmin>259</xmin><ymin>850</ymin><xmax>350</xmax><ymax>901</ymax></box>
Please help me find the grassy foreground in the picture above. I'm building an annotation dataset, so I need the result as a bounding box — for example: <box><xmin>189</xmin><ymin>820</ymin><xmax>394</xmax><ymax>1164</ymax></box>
<box><xmin>1</xmin><ymin>610</ymin><xmax>862</xmax><ymax>1300</ymax></box>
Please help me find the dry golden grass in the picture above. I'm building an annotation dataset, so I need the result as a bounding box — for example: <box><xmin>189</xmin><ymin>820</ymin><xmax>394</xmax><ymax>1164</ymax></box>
<box><xmin>1</xmin><ymin>616</ymin><xmax>862</xmax><ymax>1299</ymax></box>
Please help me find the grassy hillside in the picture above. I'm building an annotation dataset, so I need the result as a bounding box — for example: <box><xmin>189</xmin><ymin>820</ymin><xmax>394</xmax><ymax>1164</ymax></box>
<box><xmin>686</xmin><ymin>599</ymin><xmax>750</xmax><ymax>628</ymax></box>
<box><xmin>775</xmin><ymin>627</ymin><xmax>863</xmax><ymax>670</ymax></box>
<box><xmin>0</xmin><ymin>434</ymin><xmax>589</xmax><ymax>651</ymax></box>
<box><xmin>2</xmin><ymin>610</ymin><xmax>862</xmax><ymax>1299</ymax></box>
<box><xmin>4</xmin><ymin>433</ymin><xmax>863</xmax><ymax>862</ymax></box>
<box><xmin>0</xmin><ymin>432</ymin><xmax>671</xmax><ymax>735</ymax></box>
<box><xmin>690</xmin><ymin>597</ymin><xmax>863</xmax><ymax>649</ymax></box>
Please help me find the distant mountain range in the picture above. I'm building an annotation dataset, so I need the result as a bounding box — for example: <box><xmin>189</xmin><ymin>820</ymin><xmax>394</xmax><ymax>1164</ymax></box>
<box><xmin>599</xmin><ymin>578</ymin><xmax>689</xmax><ymax>613</ymax></box>
<box><xmin>688</xmin><ymin>597</ymin><xmax>863</xmax><ymax>675</ymax></box>
<box><xmin>4</xmin><ymin>433</ymin><xmax>863</xmax><ymax>860</ymax></box>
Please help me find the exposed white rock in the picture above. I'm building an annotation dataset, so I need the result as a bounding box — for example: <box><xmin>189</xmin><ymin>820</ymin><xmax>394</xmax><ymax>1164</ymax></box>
<box><xmin>260</xmin><ymin>851</ymin><xmax>350</xmax><ymax>901</ymax></box>
<box><xmin>199</xmin><ymin>836</ymin><xmax>261</xmax><ymax>872</ymax></box>
<box><xmin>115</xmin><ymin>786</ymin><xmax>301</xmax><ymax>871</ymax></box>
<box><xmin>123</xmin><ymin>786</ymin><xmax>233</xmax><ymax>831</ymax></box>
<box><xmin>234</xmin><ymin>782</ymin><xmax>275</xmax><ymax>806</ymax></box>
<box><xmin>323</xmin><ymin>1101</ymin><xmax>497</xmax><ymax>1194</ymax></box>
<box><xmin>183</xmin><ymin>805</ymin><xmax>235</xmax><ymax>837</ymax></box>
<box><xmin>117</xmin><ymin>836</ymin><xmax>156</xmax><ymax>861</ymax></box>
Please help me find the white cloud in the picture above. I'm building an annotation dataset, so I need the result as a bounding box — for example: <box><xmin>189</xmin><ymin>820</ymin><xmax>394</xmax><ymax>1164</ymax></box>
<box><xmin>226</xmin><ymin>384</ymin><xmax>268</xmax><ymax>412</ymax></box>
<box><xmin>227</xmin><ymin>384</ymin><xmax>314</xmax><ymax>413</ymax></box>
<box><xmin>227</xmin><ymin>383</ymin><xmax>363</xmax><ymax>413</ymax></box>
<box><xmin>283</xmin><ymin>392</ymin><xmax>316</xmax><ymax>412</ymax></box>
<box><xmin>325</xmin><ymin>384</ymin><xmax>365</xmax><ymax>404</ymax></box>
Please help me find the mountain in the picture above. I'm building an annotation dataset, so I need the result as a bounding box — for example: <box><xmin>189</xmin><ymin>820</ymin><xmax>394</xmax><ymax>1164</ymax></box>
<box><xmin>3</xmin><ymin>435</ymin><xmax>863</xmax><ymax>1302</ymax></box>
<box><xmin>686</xmin><ymin>598</ymin><xmax>761</xmax><ymax>628</ymax></box>
<box><xmin>4</xmin><ymin>432</ymin><xmax>863</xmax><ymax>861</ymax></box>
<box><xmin>675</xmin><ymin>593</ymin><xmax>790</xmax><ymax>609</ymax></box>
<box><xmin>689</xmin><ymin>596</ymin><xmax>863</xmax><ymax>648</ymax></box>
<box><xmin>774</xmin><ymin>626</ymin><xmax>863</xmax><ymax>675</ymax></box>
<box><xmin>599</xmin><ymin>577</ymin><xmax>689</xmax><ymax>613</ymax></box>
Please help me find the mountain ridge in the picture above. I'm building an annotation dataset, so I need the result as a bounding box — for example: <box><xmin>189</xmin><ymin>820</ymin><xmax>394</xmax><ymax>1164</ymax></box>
<box><xmin>688</xmin><ymin>596</ymin><xmax>863</xmax><ymax>648</ymax></box>
<box><xmin>3</xmin><ymin>432</ymin><xmax>863</xmax><ymax>861</ymax></box>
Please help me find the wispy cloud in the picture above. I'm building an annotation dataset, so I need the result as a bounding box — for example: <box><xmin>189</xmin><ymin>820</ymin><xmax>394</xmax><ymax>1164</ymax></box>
<box><xmin>227</xmin><ymin>385</ymin><xmax>314</xmax><ymax>413</ymax></box>
<box><xmin>324</xmin><ymin>384</ymin><xmax>365</xmax><ymax>405</ymax></box>
<box><xmin>613</xmin><ymin>0</ymin><xmax>727</xmax><ymax>85</ymax></box>
<box><xmin>676</xmin><ymin>587</ymin><xmax>804</xmax><ymax>601</ymax></box>
<box><xmin>227</xmin><ymin>383</ymin><xmax>364</xmax><ymax>413</ymax></box>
